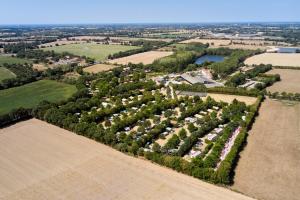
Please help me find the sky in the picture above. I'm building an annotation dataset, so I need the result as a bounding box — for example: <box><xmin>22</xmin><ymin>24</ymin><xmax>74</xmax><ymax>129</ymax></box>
<box><xmin>0</xmin><ymin>0</ymin><xmax>299</xmax><ymax>24</ymax></box>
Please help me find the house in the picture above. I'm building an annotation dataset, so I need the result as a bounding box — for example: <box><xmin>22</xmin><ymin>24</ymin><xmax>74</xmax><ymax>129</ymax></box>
<box><xmin>189</xmin><ymin>150</ymin><xmax>201</xmax><ymax>158</ymax></box>
<box><xmin>166</xmin><ymin>127</ymin><xmax>172</xmax><ymax>132</ymax></box>
<box><xmin>213</xmin><ymin>106</ymin><xmax>220</xmax><ymax>110</ymax></box>
<box><xmin>207</xmin><ymin>133</ymin><xmax>218</xmax><ymax>141</ymax></box>
<box><xmin>214</xmin><ymin>128</ymin><xmax>223</xmax><ymax>134</ymax></box>
<box><xmin>195</xmin><ymin>114</ymin><xmax>203</xmax><ymax>119</ymax></box>
<box><xmin>185</xmin><ymin>117</ymin><xmax>197</xmax><ymax>123</ymax></box>
<box><xmin>200</xmin><ymin>111</ymin><xmax>208</xmax><ymax>115</ymax></box>
<box><xmin>162</xmin><ymin>132</ymin><xmax>169</xmax><ymax>136</ymax></box>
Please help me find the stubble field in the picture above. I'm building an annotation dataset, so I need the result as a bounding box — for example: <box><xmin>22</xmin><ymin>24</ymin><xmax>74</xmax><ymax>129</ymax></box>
<box><xmin>108</xmin><ymin>51</ymin><xmax>173</xmax><ymax>65</ymax></box>
<box><xmin>266</xmin><ymin>69</ymin><xmax>300</xmax><ymax>93</ymax></box>
<box><xmin>245</xmin><ymin>53</ymin><xmax>300</xmax><ymax>67</ymax></box>
<box><xmin>0</xmin><ymin>119</ymin><xmax>254</xmax><ymax>200</ymax></box>
<box><xmin>233</xmin><ymin>99</ymin><xmax>300</xmax><ymax>200</ymax></box>
<box><xmin>83</xmin><ymin>63</ymin><xmax>119</xmax><ymax>73</ymax></box>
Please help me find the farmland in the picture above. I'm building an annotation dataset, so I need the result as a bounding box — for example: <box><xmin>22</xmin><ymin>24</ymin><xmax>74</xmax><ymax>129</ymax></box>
<box><xmin>108</xmin><ymin>51</ymin><xmax>173</xmax><ymax>65</ymax></box>
<box><xmin>245</xmin><ymin>53</ymin><xmax>300</xmax><ymax>67</ymax></box>
<box><xmin>266</xmin><ymin>69</ymin><xmax>300</xmax><ymax>93</ymax></box>
<box><xmin>180</xmin><ymin>38</ymin><xmax>282</xmax><ymax>50</ymax></box>
<box><xmin>0</xmin><ymin>67</ymin><xmax>16</xmax><ymax>82</ymax></box>
<box><xmin>0</xmin><ymin>56</ymin><xmax>32</xmax><ymax>66</ymax></box>
<box><xmin>0</xmin><ymin>119</ymin><xmax>254</xmax><ymax>200</ymax></box>
<box><xmin>202</xmin><ymin>94</ymin><xmax>257</xmax><ymax>106</ymax></box>
<box><xmin>83</xmin><ymin>63</ymin><xmax>119</xmax><ymax>73</ymax></box>
<box><xmin>233</xmin><ymin>99</ymin><xmax>300</xmax><ymax>200</ymax></box>
<box><xmin>0</xmin><ymin>80</ymin><xmax>77</xmax><ymax>115</ymax></box>
<box><xmin>43</xmin><ymin>43</ymin><xmax>140</xmax><ymax>61</ymax></box>
<box><xmin>1</xmin><ymin>22</ymin><xmax>300</xmax><ymax>200</ymax></box>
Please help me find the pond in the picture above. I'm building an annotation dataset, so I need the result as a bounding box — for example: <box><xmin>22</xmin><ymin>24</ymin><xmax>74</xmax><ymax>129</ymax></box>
<box><xmin>195</xmin><ymin>55</ymin><xmax>225</xmax><ymax>65</ymax></box>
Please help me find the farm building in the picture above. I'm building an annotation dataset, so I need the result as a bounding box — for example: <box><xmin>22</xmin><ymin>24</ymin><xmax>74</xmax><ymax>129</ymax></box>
<box><xmin>266</xmin><ymin>47</ymin><xmax>300</xmax><ymax>53</ymax></box>
<box><xmin>180</xmin><ymin>73</ymin><xmax>223</xmax><ymax>88</ymax></box>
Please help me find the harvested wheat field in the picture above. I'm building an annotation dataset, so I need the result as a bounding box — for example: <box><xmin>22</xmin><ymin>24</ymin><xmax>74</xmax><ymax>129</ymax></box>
<box><xmin>233</xmin><ymin>99</ymin><xmax>300</xmax><ymax>200</ymax></box>
<box><xmin>108</xmin><ymin>51</ymin><xmax>173</xmax><ymax>65</ymax></box>
<box><xmin>245</xmin><ymin>53</ymin><xmax>300</xmax><ymax>67</ymax></box>
<box><xmin>0</xmin><ymin>119</ymin><xmax>254</xmax><ymax>200</ymax></box>
<box><xmin>32</xmin><ymin>64</ymin><xmax>47</xmax><ymax>71</ymax></box>
<box><xmin>266</xmin><ymin>69</ymin><xmax>300</xmax><ymax>93</ymax></box>
<box><xmin>83</xmin><ymin>63</ymin><xmax>118</xmax><ymax>73</ymax></box>
<box><xmin>203</xmin><ymin>93</ymin><xmax>257</xmax><ymax>105</ymax></box>
<box><xmin>180</xmin><ymin>39</ymin><xmax>231</xmax><ymax>46</ymax></box>
<box><xmin>180</xmin><ymin>38</ymin><xmax>274</xmax><ymax>50</ymax></box>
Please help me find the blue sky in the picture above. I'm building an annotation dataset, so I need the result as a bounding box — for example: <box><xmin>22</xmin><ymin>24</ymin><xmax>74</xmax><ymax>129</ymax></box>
<box><xmin>1</xmin><ymin>0</ymin><xmax>299</xmax><ymax>24</ymax></box>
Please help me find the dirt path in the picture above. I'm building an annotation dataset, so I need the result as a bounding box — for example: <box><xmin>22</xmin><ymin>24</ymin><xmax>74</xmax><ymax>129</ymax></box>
<box><xmin>0</xmin><ymin>119</ymin><xmax>254</xmax><ymax>200</ymax></box>
<box><xmin>232</xmin><ymin>99</ymin><xmax>300</xmax><ymax>200</ymax></box>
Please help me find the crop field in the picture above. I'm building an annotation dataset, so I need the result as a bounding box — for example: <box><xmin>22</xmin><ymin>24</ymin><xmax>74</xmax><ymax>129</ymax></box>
<box><xmin>32</xmin><ymin>64</ymin><xmax>48</xmax><ymax>71</ymax></box>
<box><xmin>108</xmin><ymin>51</ymin><xmax>173</xmax><ymax>65</ymax></box>
<box><xmin>43</xmin><ymin>43</ymin><xmax>140</xmax><ymax>61</ymax></box>
<box><xmin>0</xmin><ymin>119</ymin><xmax>254</xmax><ymax>200</ymax></box>
<box><xmin>180</xmin><ymin>38</ymin><xmax>288</xmax><ymax>50</ymax></box>
<box><xmin>180</xmin><ymin>39</ymin><xmax>231</xmax><ymax>46</ymax></box>
<box><xmin>203</xmin><ymin>94</ymin><xmax>257</xmax><ymax>106</ymax></box>
<box><xmin>0</xmin><ymin>67</ymin><xmax>16</xmax><ymax>82</ymax></box>
<box><xmin>0</xmin><ymin>80</ymin><xmax>77</xmax><ymax>115</ymax></box>
<box><xmin>233</xmin><ymin>99</ymin><xmax>300</xmax><ymax>200</ymax></box>
<box><xmin>0</xmin><ymin>56</ymin><xmax>32</xmax><ymax>66</ymax></box>
<box><xmin>266</xmin><ymin>69</ymin><xmax>300</xmax><ymax>93</ymax></box>
<box><xmin>69</xmin><ymin>36</ymin><xmax>173</xmax><ymax>42</ymax></box>
<box><xmin>83</xmin><ymin>63</ymin><xmax>119</xmax><ymax>73</ymax></box>
<box><xmin>245</xmin><ymin>53</ymin><xmax>300</xmax><ymax>67</ymax></box>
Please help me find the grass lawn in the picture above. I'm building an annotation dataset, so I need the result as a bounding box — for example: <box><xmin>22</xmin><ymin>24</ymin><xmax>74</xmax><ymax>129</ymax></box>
<box><xmin>43</xmin><ymin>43</ymin><xmax>140</xmax><ymax>61</ymax></box>
<box><xmin>0</xmin><ymin>80</ymin><xmax>77</xmax><ymax>115</ymax></box>
<box><xmin>0</xmin><ymin>56</ymin><xmax>32</xmax><ymax>66</ymax></box>
<box><xmin>0</xmin><ymin>67</ymin><xmax>16</xmax><ymax>82</ymax></box>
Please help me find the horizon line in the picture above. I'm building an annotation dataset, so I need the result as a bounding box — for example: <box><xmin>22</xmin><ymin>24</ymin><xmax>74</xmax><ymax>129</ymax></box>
<box><xmin>1</xmin><ymin>21</ymin><xmax>300</xmax><ymax>26</ymax></box>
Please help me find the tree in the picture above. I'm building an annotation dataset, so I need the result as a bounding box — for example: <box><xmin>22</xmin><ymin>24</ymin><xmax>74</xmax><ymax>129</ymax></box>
<box><xmin>152</xmin><ymin>142</ymin><xmax>161</xmax><ymax>153</ymax></box>
<box><xmin>188</xmin><ymin>123</ymin><xmax>197</xmax><ymax>133</ymax></box>
<box><xmin>179</xmin><ymin>128</ymin><xmax>187</xmax><ymax>140</ymax></box>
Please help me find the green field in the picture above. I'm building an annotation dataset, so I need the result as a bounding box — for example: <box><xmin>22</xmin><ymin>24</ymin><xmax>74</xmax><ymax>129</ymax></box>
<box><xmin>0</xmin><ymin>67</ymin><xmax>16</xmax><ymax>82</ymax></box>
<box><xmin>0</xmin><ymin>80</ymin><xmax>77</xmax><ymax>115</ymax></box>
<box><xmin>0</xmin><ymin>56</ymin><xmax>32</xmax><ymax>66</ymax></box>
<box><xmin>43</xmin><ymin>43</ymin><xmax>140</xmax><ymax>61</ymax></box>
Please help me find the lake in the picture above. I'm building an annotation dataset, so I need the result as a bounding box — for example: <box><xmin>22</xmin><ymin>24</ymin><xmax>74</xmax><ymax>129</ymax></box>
<box><xmin>195</xmin><ymin>55</ymin><xmax>225</xmax><ymax>64</ymax></box>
